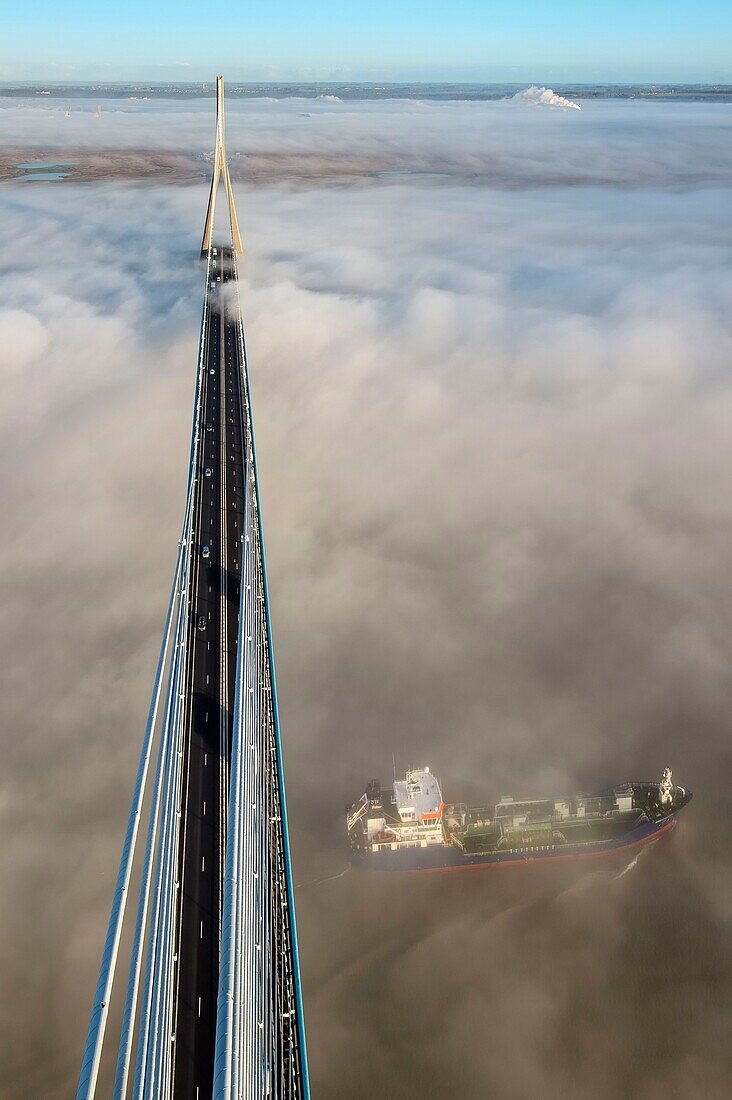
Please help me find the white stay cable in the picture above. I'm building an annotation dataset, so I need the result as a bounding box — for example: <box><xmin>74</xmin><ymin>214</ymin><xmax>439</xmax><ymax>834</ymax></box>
<box><xmin>131</xmin><ymin>557</ymin><xmax>190</xmax><ymax>1099</ymax></box>
<box><xmin>77</xmin><ymin>248</ymin><xmax>213</xmax><ymax>1100</ymax></box>
<box><xmin>76</xmin><ymin>535</ymin><xmax>187</xmax><ymax>1100</ymax></box>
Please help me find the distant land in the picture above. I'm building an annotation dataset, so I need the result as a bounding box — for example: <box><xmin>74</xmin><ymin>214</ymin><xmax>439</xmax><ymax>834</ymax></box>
<box><xmin>3</xmin><ymin>81</ymin><xmax>732</xmax><ymax>102</ymax></box>
<box><xmin>4</xmin><ymin>84</ymin><xmax>732</xmax><ymax>188</ymax></box>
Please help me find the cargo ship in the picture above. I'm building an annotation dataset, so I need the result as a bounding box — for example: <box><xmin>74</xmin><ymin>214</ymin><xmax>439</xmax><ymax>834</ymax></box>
<box><xmin>346</xmin><ymin>766</ymin><xmax>691</xmax><ymax>872</ymax></box>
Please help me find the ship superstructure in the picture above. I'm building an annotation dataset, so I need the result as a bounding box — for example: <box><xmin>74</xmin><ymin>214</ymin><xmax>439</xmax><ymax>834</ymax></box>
<box><xmin>348</xmin><ymin>768</ymin><xmax>445</xmax><ymax>853</ymax></box>
<box><xmin>347</xmin><ymin>766</ymin><xmax>691</xmax><ymax>872</ymax></box>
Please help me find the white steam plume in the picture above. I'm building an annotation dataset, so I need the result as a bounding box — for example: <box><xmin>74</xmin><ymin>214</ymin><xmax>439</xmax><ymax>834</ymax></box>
<box><xmin>510</xmin><ymin>85</ymin><xmax>582</xmax><ymax>110</ymax></box>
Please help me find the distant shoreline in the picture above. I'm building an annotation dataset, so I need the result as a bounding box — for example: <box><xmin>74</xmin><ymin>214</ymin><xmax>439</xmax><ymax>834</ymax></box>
<box><xmin>3</xmin><ymin>82</ymin><xmax>732</xmax><ymax>102</ymax></box>
<box><xmin>3</xmin><ymin>143</ymin><xmax>731</xmax><ymax>189</ymax></box>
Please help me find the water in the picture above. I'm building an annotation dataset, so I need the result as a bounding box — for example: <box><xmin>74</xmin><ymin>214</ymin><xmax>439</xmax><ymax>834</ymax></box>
<box><xmin>376</xmin><ymin>170</ymin><xmax>452</xmax><ymax>181</ymax></box>
<box><xmin>15</xmin><ymin>162</ymin><xmax>74</xmax><ymax>181</ymax></box>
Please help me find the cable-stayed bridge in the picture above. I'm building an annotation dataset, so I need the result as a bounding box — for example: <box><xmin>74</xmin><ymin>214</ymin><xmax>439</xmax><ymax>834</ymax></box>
<box><xmin>77</xmin><ymin>77</ymin><xmax>309</xmax><ymax>1100</ymax></box>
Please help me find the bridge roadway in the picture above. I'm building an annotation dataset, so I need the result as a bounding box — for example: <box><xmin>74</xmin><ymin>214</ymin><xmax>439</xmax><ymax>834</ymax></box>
<box><xmin>172</xmin><ymin>246</ymin><xmax>245</xmax><ymax>1097</ymax></box>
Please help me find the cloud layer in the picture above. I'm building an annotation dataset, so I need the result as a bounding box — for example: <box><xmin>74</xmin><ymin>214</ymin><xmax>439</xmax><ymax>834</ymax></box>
<box><xmin>1</xmin><ymin>97</ymin><xmax>731</xmax><ymax>1097</ymax></box>
<box><xmin>3</xmin><ymin>96</ymin><xmax>732</xmax><ymax>191</ymax></box>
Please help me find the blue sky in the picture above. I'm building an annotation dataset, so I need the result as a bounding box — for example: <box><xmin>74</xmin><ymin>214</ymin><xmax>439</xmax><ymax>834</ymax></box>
<box><xmin>2</xmin><ymin>1</ymin><xmax>732</xmax><ymax>83</ymax></box>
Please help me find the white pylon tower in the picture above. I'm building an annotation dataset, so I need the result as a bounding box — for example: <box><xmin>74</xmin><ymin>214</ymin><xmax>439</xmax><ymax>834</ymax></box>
<box><xmin>201</xmin><ymin>75</ymin><xmax>243</xmax><ymax>256</ymax></box>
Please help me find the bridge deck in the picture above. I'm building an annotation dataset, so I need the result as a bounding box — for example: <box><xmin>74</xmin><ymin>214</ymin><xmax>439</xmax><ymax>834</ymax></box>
<box><xmin>77</xmin><ymin>75</ymin><xmax>309</xmax><ymax>1100</ymax></box>
<box><xmin>173</xmin><ymin>247</ymin><xmax>245</xmax><ymax>1097</ymax></box>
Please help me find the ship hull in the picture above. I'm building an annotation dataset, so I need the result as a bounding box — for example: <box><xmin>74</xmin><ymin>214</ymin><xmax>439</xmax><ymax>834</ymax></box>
<box><xmin>351</xmin><ymin>813</ymin><xmax>678</xmax><ymax>873</ymax></box>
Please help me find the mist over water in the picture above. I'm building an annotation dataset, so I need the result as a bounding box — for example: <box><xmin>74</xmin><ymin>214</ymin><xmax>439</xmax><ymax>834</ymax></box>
<box><xmin>1</xmin><ymin>94</ymin><xmax>731</xmax><ymax>1097</ymax></box>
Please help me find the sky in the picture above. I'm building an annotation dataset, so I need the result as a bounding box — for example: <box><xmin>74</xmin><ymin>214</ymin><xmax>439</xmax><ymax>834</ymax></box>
<box><xmin>0</xmin><ymin>93</ymin><xmax>731</xmax><ymax>1097</ymax></box>
<box><xmin>2</xmin><ymin>1</ymin><xmax>732</xmax><ymax>83</ymax></box>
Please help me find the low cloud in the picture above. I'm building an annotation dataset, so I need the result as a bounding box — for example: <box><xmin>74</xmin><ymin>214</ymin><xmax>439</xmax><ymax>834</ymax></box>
<box><xmin>0</xmin><ymin>96</ymin><xmax>731</xmax><ymax>1098</ymax></box>
<box><xmin>4</xmin><ymin>97</ymin><xmax>732</xmax><ymax>192</ymax></box>
<box><xmin>0</xmin><ymin>308</ymin><xmax>49</xmax><ymax>374</ymax></box>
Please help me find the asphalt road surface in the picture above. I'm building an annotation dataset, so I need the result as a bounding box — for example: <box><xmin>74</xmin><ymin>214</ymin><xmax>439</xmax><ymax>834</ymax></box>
<box><xmin>172</xmin><ymin>246</ymin><xmax>246</xmax><ymax>1097</ymax></box>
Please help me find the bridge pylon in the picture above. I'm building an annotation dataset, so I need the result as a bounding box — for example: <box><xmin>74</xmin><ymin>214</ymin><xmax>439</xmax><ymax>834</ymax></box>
<box><xmin>201</xmin><ymin>75</ymin><xmax>243</xmax><ymax>256</ymax></box>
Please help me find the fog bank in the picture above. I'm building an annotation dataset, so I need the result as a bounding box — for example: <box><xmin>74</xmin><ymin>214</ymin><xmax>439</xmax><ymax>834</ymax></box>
<box><xmin>1</xmin><ymin>97</ymin><xmax>731</xmax><ymax>1097</ymax></box>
